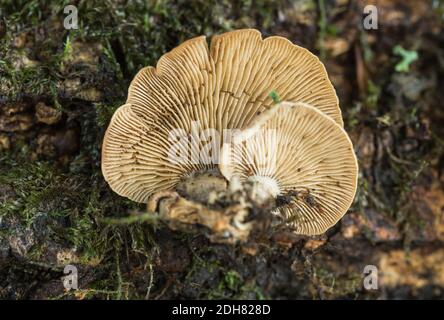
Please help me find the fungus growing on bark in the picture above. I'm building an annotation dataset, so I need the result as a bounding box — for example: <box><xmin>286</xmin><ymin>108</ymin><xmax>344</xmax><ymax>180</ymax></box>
<box><xmin>101</xmin><ymin>29</ymin><xmax>341</xmax><ymax>204</ymax></box>
<box><xmin>219</xmin><ymin>101</ymin><xmax>358</xmax><ymax>235</ymax></box>
<box><xmin>146</xmin><ymin>176</ymin><xmax>275</xmax><ymax>244</ymax></box>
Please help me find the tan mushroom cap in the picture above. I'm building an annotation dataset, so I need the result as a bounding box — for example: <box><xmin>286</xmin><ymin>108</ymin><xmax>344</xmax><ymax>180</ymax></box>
<box><xmin>209</xmin><ymin>29</ymin><xmax>342</xmax><ymax>128</ymax></box>
<box><xmin>219</xmin><ymin>101</ymin><xmax>358</xmax><ymax>235</ymax></box>
<box><xmin>102</xmin><ymin>29</ymin><xmax>342</xmax><ymax>203</ymax></box>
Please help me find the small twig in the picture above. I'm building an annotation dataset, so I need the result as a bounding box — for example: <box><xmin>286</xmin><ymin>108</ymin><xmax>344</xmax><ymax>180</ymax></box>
<box><xmin>154</xmin><ymin>277</ymin><xmax>173</xmax><ymax>300</ymax></box>
<box><xmin>99</xmin><ymin>212</ymin><xmax>159</xmax><ymax>226</ymax></box>
<box><xmin>114</xmin><ymin>245</ymin><xmax>123</xmax><ymax>300</ymax></box>
<box><xmin>145</xmin><ymin>262</ymin><xmax>154</xmax><ymax>300</ymax></box>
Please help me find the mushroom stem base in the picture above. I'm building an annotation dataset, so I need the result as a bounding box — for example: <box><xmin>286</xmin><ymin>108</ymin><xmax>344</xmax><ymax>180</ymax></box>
<box><xmin>147</xmin><ymin>172</ymin><xmax>278</xmax><ymax>244</ymax></box>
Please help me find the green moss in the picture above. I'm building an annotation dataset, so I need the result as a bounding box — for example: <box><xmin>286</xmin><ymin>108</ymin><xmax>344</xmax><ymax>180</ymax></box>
<box><xmin>365</xmin><ymin>80</ymin><xmax>381</xmax><ymax>110</ymax></box>
<box><xmin>393</xmin><ymin>45</ymin><xmax>419</xmax><ymax>73</ymax></box>
<box><xmin>94</xmin><ymin>103</ymin><xmax>121</xmax><ymax>128</ymax></box>
<box><xmin>1</xmin><ymin>0</ymin><xmax>282</xmax><ymax>101</ymax></box>
<box><xmin>313</xmin><ymin>266</ymin><xmax>362</xmax><ymax>299</ymax></box>
<box><xmin>0</xmin><ymin>154</ymin><xmax>141</xmax><ymax>267</ymax></box>
<box><xmin>223</xmin><ymin>270</ymin><xmax>243</xmax><ymax>291</ymax></box>
<box><xmin>0</xmin><ymin>157</ymin><xmax>65</xmax><ymax>223</ymax></box>
<box><xmin>0</xmin><ymin>154</ymin><xmax>157</xmax><ymax>299</ymax></box>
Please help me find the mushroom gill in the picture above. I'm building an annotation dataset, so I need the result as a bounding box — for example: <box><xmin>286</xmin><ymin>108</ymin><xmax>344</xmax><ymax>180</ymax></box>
<box><xmin>102</xmin><ymin>29</ymin><xmax>341</xmax><ymax>203</ymax></box>
<box><xmin>219</xmin><ymin>101</ymin><xmax>358</xmax><ymax>235</ymax></box>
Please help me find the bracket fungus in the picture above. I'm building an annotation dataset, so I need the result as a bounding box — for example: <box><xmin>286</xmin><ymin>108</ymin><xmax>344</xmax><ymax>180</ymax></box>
<box><xmin>219</xmin><ymin>101</ymin><xmax>358</xmax><ymax>235</ymax></box>
<box><xmin>101</xmin><ymin>29</ymin><xmax>357</xmax><ymax>241</ymax></box>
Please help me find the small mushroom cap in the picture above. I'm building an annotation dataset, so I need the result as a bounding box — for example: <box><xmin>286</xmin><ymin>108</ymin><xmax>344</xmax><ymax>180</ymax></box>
<box><xmin>219</xmin><ymin>101</ymin><xmax>358</xmax><ymax>235</ymax></box>
<box><xmin>102</xmin><ymin>29</ymin><xmax>342</xmax><ymax>203</ymax></box>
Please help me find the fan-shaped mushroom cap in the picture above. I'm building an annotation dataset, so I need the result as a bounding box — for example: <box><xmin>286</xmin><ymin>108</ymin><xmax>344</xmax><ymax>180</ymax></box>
<box><xmin>219</xmin><ymin>101</ymin><xmax>358</xmax><ymax>235</ymax></box>
<box><xmin>210</xmin><ymin>29</ymin><xmax>342</xmax><ymax>128</ymax></box>
<box><xmin>102</xmin><ymin>29</ymin><xmax>341</xmax><ymax>203</ymax></box>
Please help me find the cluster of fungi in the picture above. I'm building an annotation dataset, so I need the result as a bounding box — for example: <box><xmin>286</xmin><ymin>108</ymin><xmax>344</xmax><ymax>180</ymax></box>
<box><xmin>102</xmin><ymin>29</ymin><xmax>358</xmax><ymax>243</ymax></box>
